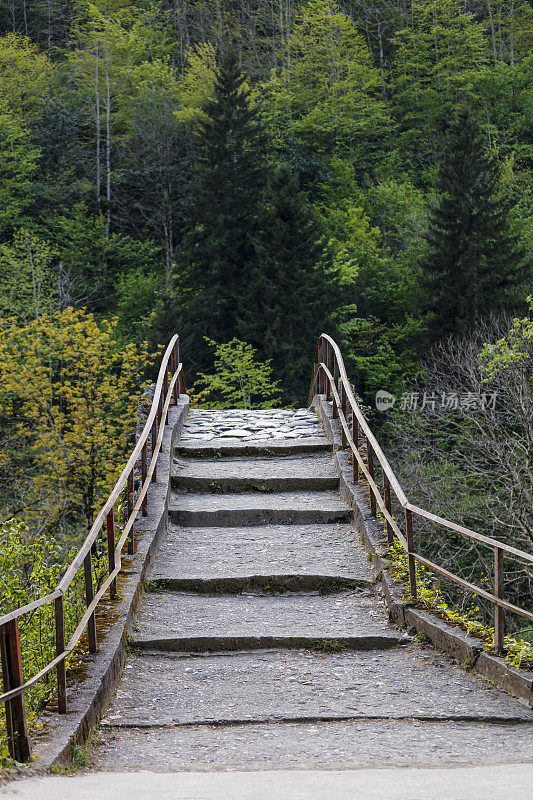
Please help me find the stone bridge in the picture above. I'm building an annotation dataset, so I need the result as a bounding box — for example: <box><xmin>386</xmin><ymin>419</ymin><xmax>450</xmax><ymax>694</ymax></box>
<box><xmin>1</xmin><ymin>336</ymin><xmax>532</xmax><ymax>798</ymax></box>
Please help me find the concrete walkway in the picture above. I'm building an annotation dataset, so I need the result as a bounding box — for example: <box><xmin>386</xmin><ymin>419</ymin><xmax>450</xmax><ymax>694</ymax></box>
<box><xmin>86</xmin><ymin>409</ymin><xmax>533</xmax><ymax>774</ymax></box>
<box><xmin>3</xmin><ymin>766</ymin><xmax>533</xmax><ymax>800</ymax></box>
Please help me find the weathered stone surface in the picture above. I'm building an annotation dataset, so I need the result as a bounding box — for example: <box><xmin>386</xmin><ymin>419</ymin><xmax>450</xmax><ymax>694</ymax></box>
<box><xmin>175</xmin><ymin>437</ymin><xmax>331</xmax><ymax>458</ymax></box>
<box><xmin>100</xmin><ymin>648</ymin><xmax>533</xmax><ymax>727</ymax></box>
<box><xmin>169</xmin><ymin>490</ymin><xmax>353</xmax><ymax>526</ymax></box>
<box><xmin>131</xmin><ymin>635</ymin><xmax>400</xmax><ymax>653</ymax></box>
<box><xmin>88</xmin><ymin>402</ymin><xmax>533</xmax><ymax>778</ymax></box>
<box><xmin>92</xmin><ymin>719</ymin><xmax>533</xmax><ymax>771</ymax></box>
<box><xmin>180</xmin><ymin>409</ymin><xmax>324</xmax><ymax>444</ymax></box>
<box><xmin>476</xmin><ymin>652</ymin><xmax>533</xmax><ymax>708</ymax></box>
<box><xmin>171</xmin><ymin>454</ymin><xmax>339</xmax><ymax>492</ymax></box>
<box><xmin>148</xmin><ymin>524</ymin><xmax>372</xmax><ymax>585</ymax></box>
<box><xmin>130</xmin><ymin>592</ymin><xmax>401</xmax><ymax>650</ymax></box>
<box><xmin>404</xmin><ymin>608</ymin><xmax>483</xmax><ymax>665</ymax></box>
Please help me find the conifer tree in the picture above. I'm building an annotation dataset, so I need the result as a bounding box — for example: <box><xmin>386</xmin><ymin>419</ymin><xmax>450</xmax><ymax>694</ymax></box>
<box><xmin>179</xmin><ymin>48</ymin><xmax>268</xmax><ymax>357</ymax></box>
<box><xmin>179</xmin><ymin>50</ymin><xmax>339</xmax><ymax>403</ymax></box>
<box><xmin>422</xmin><ymin>105</ymin><xmax>525</xmax><ymax>338</ymax></box>
<box><xmin>242</xmin><ymin>164</ymin><xmax>340</xmax><ymax>404</ymax></box>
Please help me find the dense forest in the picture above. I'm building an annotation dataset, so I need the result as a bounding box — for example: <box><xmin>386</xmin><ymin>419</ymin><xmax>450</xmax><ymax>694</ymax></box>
<box><xmin>0</xmin><ymin>0</ymin><xmax>531</xmax><ymax>653</ymax></box>
<box><xmin>0</xmin><ymin>0</ymin><xmax>530</xmax><ymax>387</ymax></box>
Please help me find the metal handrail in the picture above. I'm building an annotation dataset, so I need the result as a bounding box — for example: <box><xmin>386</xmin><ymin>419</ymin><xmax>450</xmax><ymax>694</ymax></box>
<box><xmin>0</xmin><ymin>336</ymin><xmax>185</xmax><ymax>761</ymax></box>
<box><xmin>310</xmin><ymin>333</ymin><xmax>533</xmax><ymax>650</ymax></box>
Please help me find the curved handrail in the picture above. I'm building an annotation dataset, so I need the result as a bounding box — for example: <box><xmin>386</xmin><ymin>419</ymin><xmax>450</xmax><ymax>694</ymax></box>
<box><xmin>310</xmin><ymin>334</ymin><xmax>533</xmax><ymax>645</ymax></box>
<box><xmin>0</xmin><ymin>336</ymin><xmax>180</xmax><ymax>628</ymax></box>
<box><xmin>0</xmin><ymin>336</ymin><xmax>185</xmax><ymax>759</ymax></box>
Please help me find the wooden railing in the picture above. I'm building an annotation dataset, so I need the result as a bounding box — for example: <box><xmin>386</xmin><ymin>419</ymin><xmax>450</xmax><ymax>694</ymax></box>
<box><xmin>310</xmin><ymin>334</ymin><xmax>533</xmax><ymax>652</ymax></box>
<box><xmin>0</xmin><ymin>336</ymin><xmax>185</xmax><ymax>762</ymax></box>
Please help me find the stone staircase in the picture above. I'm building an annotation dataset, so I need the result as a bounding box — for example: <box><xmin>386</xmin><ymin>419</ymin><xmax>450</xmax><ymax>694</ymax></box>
<box><xmin>93</xmin><ymin>408</ymin><xmax>533</xmax><ymax>771</ymax></box>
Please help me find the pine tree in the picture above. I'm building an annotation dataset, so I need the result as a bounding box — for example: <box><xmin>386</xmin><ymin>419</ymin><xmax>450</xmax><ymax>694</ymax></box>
<box><xmin>242</xmin><ymin>164</ymin><xmax>341</xmax><ymax>404</ymax></box>
<box><xmin>179</xmin><ymin>52</ymin><xmax>340</xmax><ymax>402</ymax></box>
<box><xmin>179</xmin><ymin>48</ymin><xmax>269</xmax><ymax>360</ymax></box>
<box><xmin>422</xmin><ymin>105</ymin><xmax>525</xmax><ymax>338</ymax></box>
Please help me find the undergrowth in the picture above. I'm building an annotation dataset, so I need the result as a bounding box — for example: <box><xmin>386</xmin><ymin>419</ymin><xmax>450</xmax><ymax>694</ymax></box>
<box><xmin>386</xmin><ymin>541</ymin><xmax>533</xmax><ymax>670</ymax></box>
<box><xmin>0</xmin><ymin>517</ymin><xmax>111</xmax><ymax>757</ymax></box>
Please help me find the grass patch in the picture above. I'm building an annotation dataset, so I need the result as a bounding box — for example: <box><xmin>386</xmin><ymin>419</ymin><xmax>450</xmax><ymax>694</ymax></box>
<box><xmin>311</xmin><ymin>639</ymin><xmax>348</xmax><ymax>653</ymax></box>
<box><xmin>49</xmin><ymin>733</ymin><xmax>96</xmax><ymax>774</ymax></box>
<box><xmin>386</xmin><ymin>542</ymin><xmax>533</xmax><ymax>670</ymax></box>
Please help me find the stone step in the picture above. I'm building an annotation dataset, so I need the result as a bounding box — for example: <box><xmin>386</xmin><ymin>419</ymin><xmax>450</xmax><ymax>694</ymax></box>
<box><xmin>132</xmin><ymin>635</ymin><xmax>400</xmax><ymax>654</ymax></box>
<box><xmin>148</xmin><ymin>524</ymin><xmax>371</xmax><ymax>588</ymax></box>
<box><xmin>93</xmin><ymin>718</ymin><xmax>533</xmax><ymax>771</ymax></box>
<box><xmin>175</xmin><ymin>437</ymin><xmax>331</xmax><ymax>459</ymax></box>
<box><xmin>148</xmin><ymin>575</ymin><xmax>371</xmax><ymax>593</ymax></box>
<box><xmin>171</xmin><ymin>455</ymin><xmax>339</xmax><ymax>493</ymax></box>
<box><xmin>100</xmin><ymin>649</ymin><xmax>533</xmax><ymax>728</ymax></box>
<box><xmin>130</xmin><ymin>593</ymin><xmax>402</xmax><ymax>652</ymax></box>
<box><xmin>168</xmin><ymin>491</ymin><xmax>352</xmax><ymax>527</ymax></box>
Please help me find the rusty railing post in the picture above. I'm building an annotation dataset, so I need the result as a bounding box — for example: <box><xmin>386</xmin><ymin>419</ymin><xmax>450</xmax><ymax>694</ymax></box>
<box><xmin>494</xmin><ymin>546</ymin><xmax>504</xmax><ymax>653</ymax></box>
<box><xmin>366</xmin><ymin>436</ymin><xmax>376</xmax><ymax>517</ymax></box>
<box><xmin>151</xmin><ymin>420</ymin><xmax>157</xmax><ymax>483</ymax></box>
<box><xmin>324</xmin><ymin>342</ymin><xmax>331</xmax><ymax>400</ymax></box>
<box><xmin>157</xmin><ymin>392</ymin><xmax>162</xmax><ymax>427</ymax></box>
<box><xmin>107</xmin><ymin>510</ymin><xmax>117</xmax><ymax>600</ymax></box>
<box><xmin>141</xmin><ymin>442</ymin><xmax>148</xmax><ymax>517</ymax></box>
<box><xmin>340</xmin><ymin>383</ymin><xmax>347</xmax><ymax>448</ymax></box>
<box><xmin>332</xmin><ymin>359</ymin><xmax>339</xmax><ymax>419</ymax></box>
<box><xmin>171</xmin><ymin>348</ymin><xmax>178</xmax><ymax>405</ymax></box>
<box><xmin>352</xmin><ymin>409</ymin><xmax>358</xmax><ymax>483</ymax></box>
<box><xmin>127</xmin><ymin>470</ymin><xmax>134</xmax><ymax>555</ymax></box>
<box><xmin>54</xmin><ymin>595</ymin><xmax>67</xmax><ymax>713</ymax></box>
<box><xmin>317</xmin><ymin>340</ymin><xmax>323</xmax><ymax>395</ymax></box>
<box><xmin>84</xmin><ymin>553</ymin><xmax>97</xmax><ymax>654</ymax></box>
<box><xmin>384</xmin><ymin>476</ymin><xmax>393</xmax><ymax>546</ymax></box>
<box><xmin>0</xmin><ymin>620</ymin><xmax>31</xmax><ymax>762</ymax></box>
<box><xmin>176</xmin><ymin>343</ymin><xmax>181</xmax><ymax>401</ymax></box>
<box><xmin>176</xmin><ymin>338</ymin><xmax>181</xmax><ymax>398</ymax></box>
<box><xmin>163</xmin><ymin>370</ymin><xmax>169</xmax><ymax>424</ymax></box>
<box><xmin>405</xmin><ymin>509</ymin><xmax>417</xmax><ymax>599</ymax></box>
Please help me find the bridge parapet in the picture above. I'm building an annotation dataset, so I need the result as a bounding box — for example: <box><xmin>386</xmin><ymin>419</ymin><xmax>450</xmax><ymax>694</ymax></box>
<box><xmin>0</xmin><ymin>336</ymin><xmax>185</xmax><ymax>762</ymax></box>
<box><xmin>309</xmin><ymin>334</ymin><xmax>533</xmax><ymax>657</ymax></box>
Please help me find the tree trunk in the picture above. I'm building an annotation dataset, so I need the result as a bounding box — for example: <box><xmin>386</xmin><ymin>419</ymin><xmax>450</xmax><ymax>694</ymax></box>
<box><xmin>486</xmin><ymin>0</ymin><xmax>498</xmax><ymax>64</ymax></box>
<box><xmin>376</xmin><ymin>12</ymin><xmax>386</xmax><ymax>97</ymax></box>
<box><xmin>95</xmin><ymin>42</ymin><xmax>101</xmax><ymax>213</ymax></box>
<box><xmin>105</xmin><ymin>48</ymin><xmax>112</xmax><ymax>238</ymax></box>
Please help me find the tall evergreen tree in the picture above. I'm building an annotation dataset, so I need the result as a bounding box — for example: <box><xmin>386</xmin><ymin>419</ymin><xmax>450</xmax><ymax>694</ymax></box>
<box><xmin>179</xmin><ymin>48</ymin><xmax>268</xmax><ymax>361</ymax></box>
<box><xmin>243</xmin><ymin>164</ymin><xmax>340</xmax><ymax>404</ymax></box>
<box><xmin>422</xmin><ymin>105</ymin><xmax>525</xmax><ymax>338</ymax></box>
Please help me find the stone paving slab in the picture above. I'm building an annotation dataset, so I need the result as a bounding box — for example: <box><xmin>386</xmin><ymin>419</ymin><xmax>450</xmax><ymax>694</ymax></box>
<box><xmin>100</xmin><ymin>648</ymin><xmax>533</xmax><ymax>727</ymax></box>
<box><xmin>168</xmin><ymin>491</ymin><xmax>352</xmax><ymax>526</ymax></box>
<box><xmin>130</xmin><ymin>593</ymin><xmax>401</xmax><ymax>650</ymax></box>
<box><xmin>180</xmin><ymin>409</ymin><xmax>323</xmax><ymax>443</ymax></box>
<box><xmin>92</xmin><ymin>718</ymin><xmax>533</xmax><ymax>771</ymax></box>
<box><xmin>171</xmin><ymin>455</ymin><xmax>339</xmax><ymax>492</ymax></box>
<box><xmin>149</xmin><ymin>524</ymin><xmax>372</xmax><ymax>586</ymax></box>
